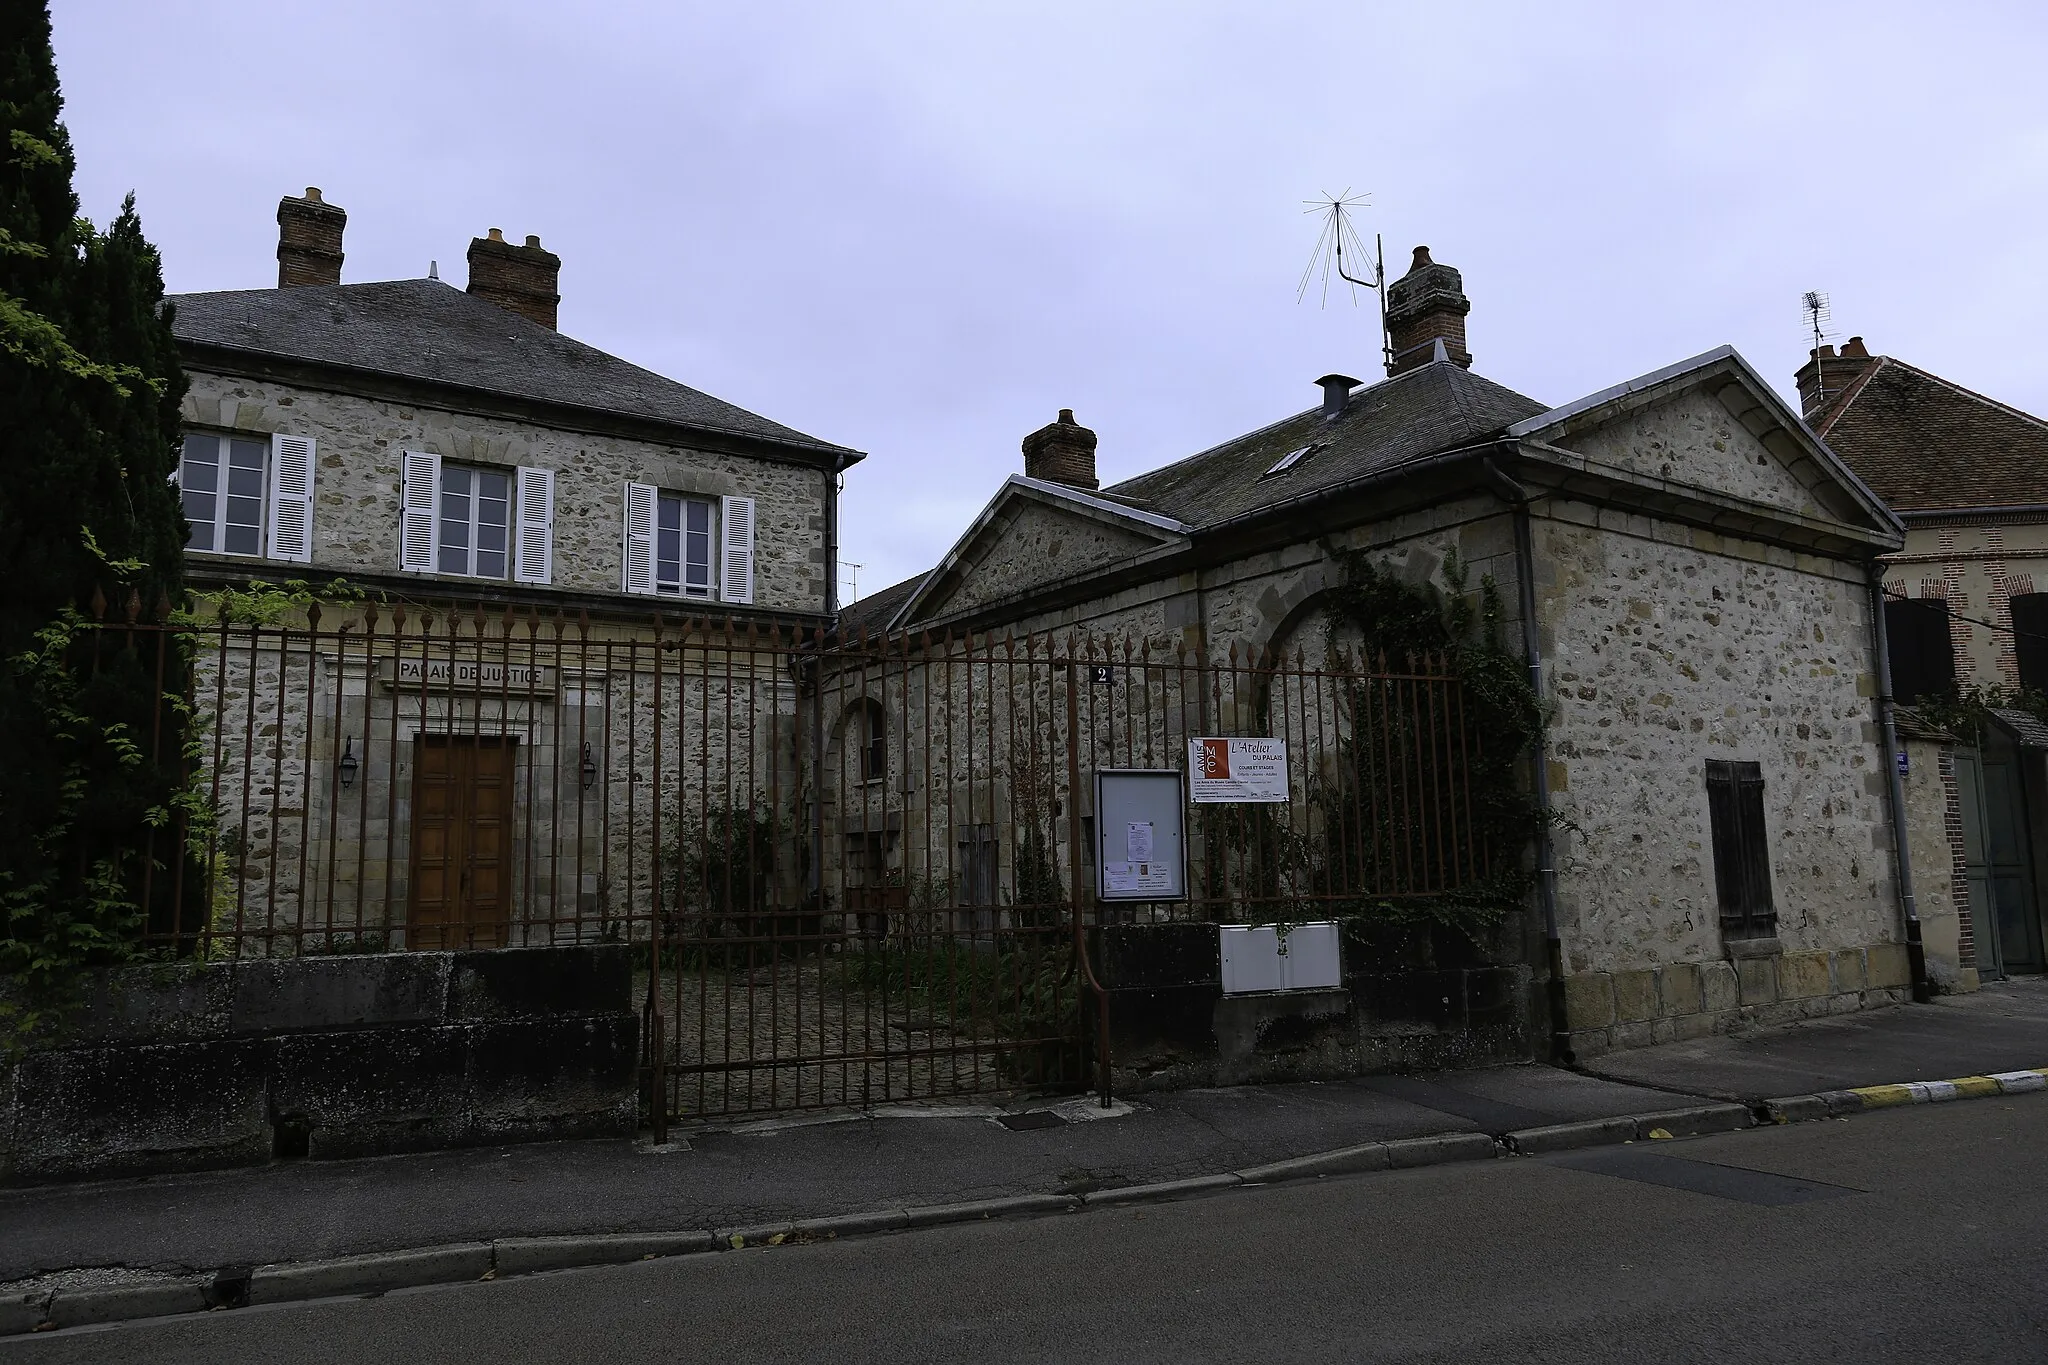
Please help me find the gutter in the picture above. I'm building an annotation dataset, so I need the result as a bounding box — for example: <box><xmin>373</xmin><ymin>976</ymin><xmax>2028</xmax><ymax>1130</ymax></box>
<box><xmin>1867</xmin><ymin>569</ymin><xmax>1934</xmax><ymax>1003</ymax></box>
<box><xmin>1480</xmin><ymin>455</ymin><xmax>1575</xmax><ymax>1064</ymax></box>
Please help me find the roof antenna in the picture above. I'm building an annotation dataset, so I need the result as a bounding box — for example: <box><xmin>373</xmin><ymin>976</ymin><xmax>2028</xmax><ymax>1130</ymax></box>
<box><xmin>429</xmin><ymin>259</ymin><xmax>440</xmax><ymax>281</ymax></box>
<box><xmin>1300</xmin><ymin>190</ymin><xmax>1390</xmax><ymax>373</ymax></box>
<box><xmin>1802</xmin><ymin>289</ymin><xmax>1832</xmax><ymax>401</ymax></box>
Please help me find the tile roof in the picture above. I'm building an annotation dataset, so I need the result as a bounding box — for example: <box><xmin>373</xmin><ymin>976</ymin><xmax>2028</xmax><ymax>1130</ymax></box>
<box><xmin>169</xmin><ymin>279</ymin><xmax>859</xmax><ymax>460</ymax></box>
<box><xmin>1814</xmin><ymin>356</ymin><xmax>2048</xmax><ymax>512</ymax></box>
<box><xmin>1102</xmin><ymin>360</ymin><xmax>1546</xmax><ymax>529</ymax></box>
<box><xmin>836</xmin><ymin>572</ymin><xmax>924</xmax><ymax>639</ymax></box>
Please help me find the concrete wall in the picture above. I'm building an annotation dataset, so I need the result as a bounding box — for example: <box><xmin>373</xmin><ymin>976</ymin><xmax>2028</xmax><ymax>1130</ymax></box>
<box><xmin>0</xmin><ymin>945</ymin><xmax>637</xmax><ymax>1183</ymax></box>
<box><xmin>181</xmin><ymin>372</ymin><xmax>830</xmax><ymax>615</ymax></box>
<box><xmin>1098</xmin><ymin>920</ymin><xmax>1535</xmax><ymax>1091</ymax></box>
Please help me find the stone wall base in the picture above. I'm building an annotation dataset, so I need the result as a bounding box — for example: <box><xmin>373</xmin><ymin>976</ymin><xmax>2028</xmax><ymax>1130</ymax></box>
<box><xmin>1561</xmin><ymin>943</ymin><xmax>1914</xmax><ymax>1060</ymax></box>
<box><xmin>2</xmin><ymin>945</ymin><xmax>637</xmax><ymax>1184</ymax></box>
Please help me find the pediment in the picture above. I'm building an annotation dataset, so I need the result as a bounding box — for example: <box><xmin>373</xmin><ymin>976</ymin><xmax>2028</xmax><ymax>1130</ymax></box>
<box><xmin>895</xmin><ymin>477</ymin><xmax>1187</xmax><ymax>629</ymax></box>
<box><xmin>1509</xmin><ymin>347</ymin><xmax>1902</xmax><ymax>545</ymax></box>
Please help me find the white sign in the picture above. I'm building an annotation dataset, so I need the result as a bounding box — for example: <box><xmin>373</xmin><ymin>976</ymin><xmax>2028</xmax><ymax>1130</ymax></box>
<box><xmin>1103</xmin><ymin>861</ymin><xmax>1175</xmax><ymax>896</ymax></box>
<box><xmin>1188</xmin><ymin>737</ymin><xmax>1289</xmax><ymax>803</ymax></box>
<box><xmin>384</xmin><ymin>658</ymin><xmax>554</xmax><ymax>692</ymax></box>
<box><xmin>1125</xmin><ymin>821</ymin><xmax>1154</xmax><ymax>861</ymax></box>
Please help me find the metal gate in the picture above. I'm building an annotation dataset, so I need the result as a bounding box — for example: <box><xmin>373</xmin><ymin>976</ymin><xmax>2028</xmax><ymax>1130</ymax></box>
<box><xmin>78</xmin><ymin>595</ymin><xmax>1494</xmax><ymax>1126</ymax></box>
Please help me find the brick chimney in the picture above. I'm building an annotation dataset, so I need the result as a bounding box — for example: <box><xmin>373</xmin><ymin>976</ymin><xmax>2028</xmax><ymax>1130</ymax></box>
<box><xmin>1022</xmin><ymin>409</ymin><xmax>1098</xmax><ymax>491</ymax></box>
<box><xmin>276</xmin><ymin>187</ymin><xmax>345</xmax><ymax>288</ymax></box>
<box><xmin>1794</xmin><ymin>336</ymin><xmax>1877</xmax><ymax>420</ymax></box>
<box><xmin>1384</xmin><ymin>245</ymin><xmax>1472</xmax><ymax>376</ymax></box>
<box><xmin>466</xmin><ymin>229</ymin><xmax>561</xmax><ymax>329</ymax></box>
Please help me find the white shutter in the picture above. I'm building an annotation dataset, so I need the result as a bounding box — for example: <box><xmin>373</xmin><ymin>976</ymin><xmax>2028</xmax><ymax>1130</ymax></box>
<box><xmin>266</xmin><ymin>433</ymin><xmax>315</xmax><ymax>563</ymax></box>
<box><xmin>720</xmin><ymin>494</ymin><xmax>755</xmax><ymax>605</ymax></box>
<box><xmin>401</xmin><ymin>450</ymin><xmax>440</xmax><ymax>573</ymax></box>
<box><xmin>622</xmin><ymin>482</ymin><xmax>657</xmax><ymax>595</ymax></box>
<box><xmin>514</xmin><ymin>466</ymin><xmax>554</xmax><ymax>584</ymax></box>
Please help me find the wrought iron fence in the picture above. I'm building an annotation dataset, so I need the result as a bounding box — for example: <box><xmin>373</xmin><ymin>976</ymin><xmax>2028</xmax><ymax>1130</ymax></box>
<box><xmin>49</xmin><ymin>594</ymin><xmax>1503</xmax><ymax>1119</ymax></box>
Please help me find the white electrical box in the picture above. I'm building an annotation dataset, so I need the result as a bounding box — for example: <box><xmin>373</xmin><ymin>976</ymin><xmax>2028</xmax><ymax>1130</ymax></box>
<box><xmin>1219</xmin><ymin>922</ymin><xmax>1343</xmax><ymax>995</ymax></box>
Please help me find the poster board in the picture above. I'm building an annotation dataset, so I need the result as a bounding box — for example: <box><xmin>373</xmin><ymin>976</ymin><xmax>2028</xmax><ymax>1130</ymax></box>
<box><xmin>1094</xmin><ymin>769</ymin><xmax>1188</xmax><ymax>903</ymax></box>
<box><xmin>1187</xmin><ymin>737</ymin><xmax>1289</xmax><ymax>803</ymax></box>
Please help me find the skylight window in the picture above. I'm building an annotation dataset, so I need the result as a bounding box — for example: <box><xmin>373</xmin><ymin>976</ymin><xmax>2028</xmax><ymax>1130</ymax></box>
<box><xmin>1264</xmin><ymin>443</ymin><xmax>1323</xmax><ymax>477</ymax></box>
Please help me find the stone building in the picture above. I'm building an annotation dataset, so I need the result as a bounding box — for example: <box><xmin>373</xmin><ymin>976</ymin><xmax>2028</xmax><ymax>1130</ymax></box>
<box><xmin>169</xmin><ymin>188</ymin><xmax>861</xmax><ymax>952</ymax></box>
<box><xmin>837</xmin><ymin>245</ymin><xmax>1923</xmax><ymax>1061</ymax></box>
<box><xmin>1798</xmin><ymin>340</ymin><xmax>2048</xmax><ymax>979</ymax></box>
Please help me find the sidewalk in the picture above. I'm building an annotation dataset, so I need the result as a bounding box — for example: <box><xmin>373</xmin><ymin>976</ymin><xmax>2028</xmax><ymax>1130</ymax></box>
<box><xmin>4</xmin><ymin>979</ymin><xmax>2043</xmax><ymax>1295</ymax></box>
<box><xmin>1580</xmin><ymin>975</ymin><xmax>2048</xmax><ymax>1102</ymax></box>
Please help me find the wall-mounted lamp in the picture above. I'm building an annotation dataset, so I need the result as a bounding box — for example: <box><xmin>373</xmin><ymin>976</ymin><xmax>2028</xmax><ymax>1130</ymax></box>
<box><xmin>338</xmin><ymin>737</ymin><xmax>359</xmax><ymax>790</ymax></box>
<box><xmin>580</xmin><ymin>742</ymin><xmax>599</xmax><ymax>790</ymax></box>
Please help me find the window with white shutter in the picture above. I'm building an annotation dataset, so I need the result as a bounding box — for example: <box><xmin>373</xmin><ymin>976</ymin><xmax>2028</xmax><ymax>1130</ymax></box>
<box><xmin>400</xmin><ymin>450</ymin><xmax>440</xmax><ymax>573</ymax></box>
<box><xmin>720</xmin><ymin>494</ymin><xmax>755</xmax><ymax>605</ymax></box>
<box><xmin>266</xmin><ymin>433</ymin><xmax>315</xmax><ymax>563</ymax></box>
<box><xmin>622</xmin><ymin>482</ymin><xmax>657</xmax><ymax>595</ymax></box>
<box><xmin>178</xmin><ymin>433</ymin><xmax>269</xmax><ymax>557</ymax></box>
<box><xmin>513</xmin><ymin>466</ymin><xmax>554</xmax><ymax>584</ymax></box>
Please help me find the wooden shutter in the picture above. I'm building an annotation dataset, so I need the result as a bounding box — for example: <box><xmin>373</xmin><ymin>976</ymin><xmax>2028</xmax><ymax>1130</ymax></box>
<box><xmin>622</xmin><ymin>482</ymin><xmax>657</xmax><ymax>595</ymax></box>
<box><xmin>1885</xmin><ymin>598</ymin><xmax>1955</xmax><ymax>702</ymax></box>
<box><xmin>513</xmin><ymin>466</ymin><xmax>554</xmax><ymax>584</ymax></box>
<box><xmin>266</xmin><ymin>434</ymin><xmax>316</xmax><ymax>563</ymax></box>
<box><xmin>720</xmin><ymin>494</ymin><xmax>755</xmax><ymax>605</ymax></box>
<box><xmin>401</xmin><ymin>450</ymin><xmax>440</xmax><ymax>573</ymax></box>
<box><xmin>2012</xmin><ymin>595</ymin><xmax>2048</xmax><ymax>692</ymax></box>
<box><xmin>1706</xmin><ymin>759</ymin><xmax>1775</xmax><ymax>936</ymax></box>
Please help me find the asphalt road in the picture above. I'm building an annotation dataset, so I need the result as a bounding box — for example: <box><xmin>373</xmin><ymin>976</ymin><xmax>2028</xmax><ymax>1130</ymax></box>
<box><xmin>10</xmin><ymin>1099</ymin><xmax>2045</xmax><ymax>1364</ymax></box>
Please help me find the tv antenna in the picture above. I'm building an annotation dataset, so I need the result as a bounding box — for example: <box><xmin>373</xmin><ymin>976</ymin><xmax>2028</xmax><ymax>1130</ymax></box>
<box><xmin>1802</xmin><ymin>290</ymin><xmax>1833</xmax><ymax>402</ymax></box>
<box><xmin>1300</xmin><ymin>189</ymin><xmax>1389</xmax><ymax>372</ymax></box>
<box><xmin>840</xmin><ymin>561</ymin><xmax>863</xmax><ymax>603</ymax></box>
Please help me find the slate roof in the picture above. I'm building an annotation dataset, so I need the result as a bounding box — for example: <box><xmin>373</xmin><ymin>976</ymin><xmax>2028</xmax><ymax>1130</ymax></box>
<box><xmin>1102</xmin><ymin>360</ymin><xmax>1547</xmax><ymax>529</ymax></box>
<box><xmin>1813</xmin><ymin>356</ymin><xmax>2048</xmax><ymax>513</ymax></box>
<box><xmin>837</xmin><ymin>359</ymin><xmax>1545</xmax><ymax>629</ymax></box>
<box><xmin>169</xmin><ymin>279</ymin><xmax>859</xmax><ymax>460</ymax></box>
<box><xmin>836</xmin><ymin>572</ymin><xmax>924</xmax><ymax>639</ymax></box>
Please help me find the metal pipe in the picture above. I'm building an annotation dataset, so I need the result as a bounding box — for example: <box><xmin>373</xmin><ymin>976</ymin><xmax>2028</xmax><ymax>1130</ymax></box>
<box><xmin>1482</xmin><ymin>456</ymin><xmax>1574</xmax><ymax>1063</ymax></box>
<box><xmin>1867</xmin><ymin>568</ymin><xmax>1933</xmax><ymax>1003</ymax></box>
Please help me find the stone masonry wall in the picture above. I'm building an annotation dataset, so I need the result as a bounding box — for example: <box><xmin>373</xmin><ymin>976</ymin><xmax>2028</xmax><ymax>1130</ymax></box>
<box><xmin>1900</xmin><ymin>736</ymin><xmax>1978</xmax><ymax>993</ymax></box>
<box><xmin>1536</xmin><ymin>501</ymin><xmax>1910</xmax><ymax>1053</ymax></box>
<box><xmin>1539</xmin><ymin>503</ymin><xmax>1896</xmax><ymax>971</ymax></box>
<box><xmin>181</xmin><ymin>372</ymin><xmax>829</xmax><ymax>614</ymax></box>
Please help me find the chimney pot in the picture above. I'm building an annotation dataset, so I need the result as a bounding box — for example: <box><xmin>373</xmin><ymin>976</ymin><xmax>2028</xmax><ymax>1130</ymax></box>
<box><xmin>1383</xmin><ymin>243</ymin><xmax>1472</xmax><ymax>376</ymax></box>
<box><xmin>1794</xmin><ymin>337</ymin><xmax>1877</xmax><ymax>418</ymax></box>
<box><xmin>525</xmin><ymin>234</ymin><xmax>542</xmax><ymax>248</ymax></box>
<box><xmin>275</xmin><ymin>188</ymin><xmax>346</xmax><ymax>288</ymax></box>
<box><xmin>1022</xmin><ymin>409</ymin><xmax>1099</xmax><ymax>491</ymax></box>
<box><xmin>1316</xmin><ymin>373</ymin><xmax>1360</xmax><ymax>419</ymax></box>
<box><xmin>467</xmin><ymin>229</ymin><xmax>562</xmax><ymax>329</ymax></box>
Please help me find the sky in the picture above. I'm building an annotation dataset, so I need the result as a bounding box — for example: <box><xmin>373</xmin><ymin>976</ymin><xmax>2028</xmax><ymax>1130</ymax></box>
<box><xmin>52</xmin><ymin>1</ymin><xmax>2048</xmax><ymax>604</ymax></box>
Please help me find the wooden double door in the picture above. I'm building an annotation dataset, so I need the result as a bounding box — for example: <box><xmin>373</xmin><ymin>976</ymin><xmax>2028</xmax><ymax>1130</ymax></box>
<box><xmin>409</xmin><ymin>735</ymin><xmax>516</xmax><ymax>949</ymax></box>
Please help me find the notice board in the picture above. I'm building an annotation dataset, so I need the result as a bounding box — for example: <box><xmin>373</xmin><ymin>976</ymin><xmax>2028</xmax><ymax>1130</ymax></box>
<box><xmin>1094</xmin><ymin>768</ymin><xmax>1188</xmax><ymax>903</ymax></box>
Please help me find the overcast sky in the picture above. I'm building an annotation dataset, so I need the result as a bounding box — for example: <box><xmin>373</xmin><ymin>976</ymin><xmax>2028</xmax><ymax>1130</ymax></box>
<box><xmin>53</xmin><ymin>2</ymin><xmax>2048</xmax><ymax>603</ymax></box>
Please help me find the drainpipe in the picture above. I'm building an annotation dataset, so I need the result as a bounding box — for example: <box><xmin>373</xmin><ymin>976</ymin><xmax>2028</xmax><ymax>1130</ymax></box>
<box><xmin>824</xmin><ymin>462</ymin><xmax>844</xmax><ymax>617</ymax></box>
<box><xmin>1481</xmin><ymin>456</ymin><xmax>1574</xmax><ymax>1063</ymax></box>
<box><xmin>1867</xmin><ymin>569</ymin><xmax>1933</xmax><ymax>1003</ymax></box>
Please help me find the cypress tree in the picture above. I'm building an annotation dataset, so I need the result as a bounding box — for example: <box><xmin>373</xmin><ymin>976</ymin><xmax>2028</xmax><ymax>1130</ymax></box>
<box><xmin>0</xmin><ymin>2</ymin><xmax>190</xmax><ymax>1011</ymax></box>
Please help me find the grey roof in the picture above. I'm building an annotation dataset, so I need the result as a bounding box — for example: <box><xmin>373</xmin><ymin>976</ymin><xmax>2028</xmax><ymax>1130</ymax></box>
<box><xmin>836</xmin><ymin>360</ymin><xmax>1545</xmax><ymax>630</ymax></box>
<box><xmin>1990</xmin><ymin>708</ymin><xmax>2048</xmax><ymax>751</ymax></box>
<box><xmin>169</xmin><ymin>279</ymin><xmax>860</xmax><ymax>460</ymax></box>
<box><xmin>837</xmin><ymin>573</ymin><xmax>925</xmax><ymax>639</ymax></box>
<box><xmin>1102</xmin><ymin>361</ymin><xmax>1547</xmax><ymax>528</ymax></box>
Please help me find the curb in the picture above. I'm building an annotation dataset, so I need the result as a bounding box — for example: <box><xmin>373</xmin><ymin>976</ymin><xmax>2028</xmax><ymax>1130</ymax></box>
<box><xmin>1761</xmin><ymin>1066</ymin><xmax>2048</xmax><ymax>1125</ymax></box>
<box><xmin>15</xmin><ymin>1076</ymin><xmax>2041</xmax><ymax>1337</ymax></box>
